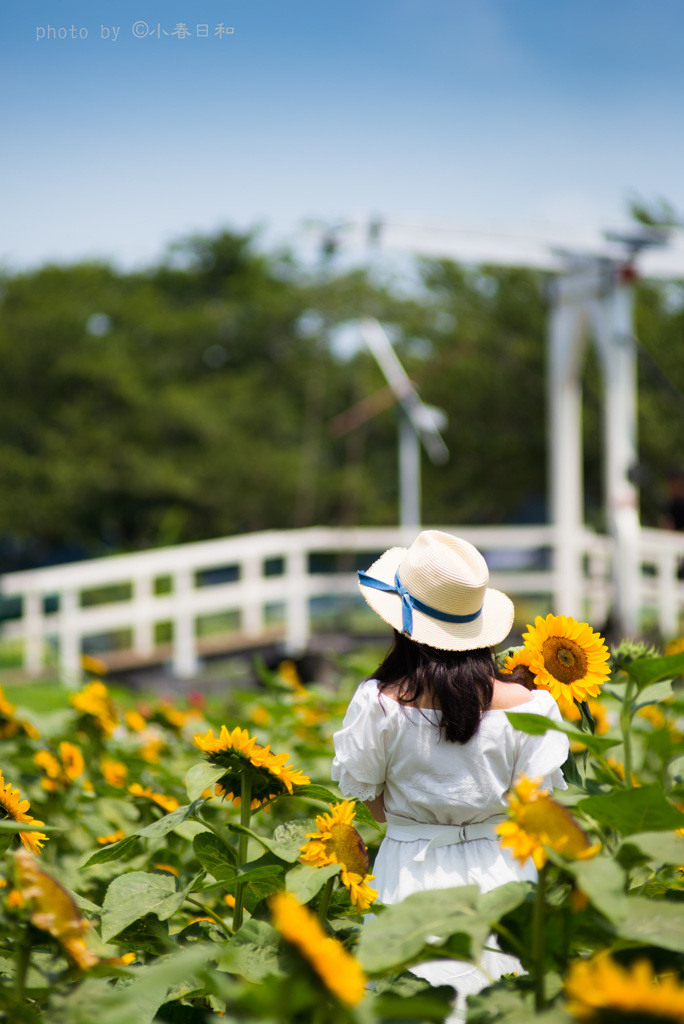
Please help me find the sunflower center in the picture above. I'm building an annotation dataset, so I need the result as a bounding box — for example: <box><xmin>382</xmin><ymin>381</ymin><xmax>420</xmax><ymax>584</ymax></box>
<box><xmin>325</xmin><ymin>823</ymin><xmax>369</xmax><ymax>876</ymax></box>
<box><xmin>541</xmin><ymin>636</ymin><xmax>588</xmax><ymax>684</ymax></box>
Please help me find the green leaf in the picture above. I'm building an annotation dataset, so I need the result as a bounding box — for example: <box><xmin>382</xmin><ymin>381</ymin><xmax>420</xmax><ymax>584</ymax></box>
<box><xmin>561</xmin><ymin>856</ymin><xmax>627</xmax><ymax>921</ymax></box>
<box><xmin>357</xmin><ymin>882</ymin><xmax>528</xmax><ymax>974</ymax></box>
<box><xmin>225</xmin><ymin>818</ymin><xmax>317</xmax><ymax>863</ymax></box>
<box><xmin>669</xmin><ymin>754</ymin><xmax>684</xmax><ymax>781</ymax></box>
<box><xmin>285</xmin><ymin>863</ymin><xmax>340</xmax><ymax>903</ymax></box>
<box><xmin>506</xmin><ymin>712</ymin><xmax>620</xmax><ymax>755</ymax></box>
<box><xmin>615</xmin><ymin>899</ymin><xmax>684</xmax><ymax>953</ymax></box>
<box><xmin>82</xmin><ymin>804</ymin><xmax>201</xmax><ymax>868</ymax></box>
<box><xmin>137</xmin><ymin>805</ymin><xmax>195</xmax><ymax>839</ymax></box>
<box><xmin>618</xmin><ymin>831</ymin><xmax>684</xmax><ymax>867</ymax></box>
<box><xmin>352</xmin><ymin>800</ymin><xmax>386</xmax><ymax>833</ymax></box>
<box><xmin>560</xmin><ymin>750</ymin><xmax>584</xmax><ymax>790</ymax></box>
<box><xmin>270</xmin><ymin>818</ymin><xmax>318</xmax><ymax>861</ymax></box>
<box><xmin>624</xmin><ymin>652</ymin><xmax>684</xmax><ymax>691</ymax></box>
<box><xmin>81</xmin><ymin>835</ymin><xmax>141</xmax><ymax>867</ymax></box>
<box><xmin>568</xmin><ymin>857</ymin><xmax>684</xmax><ymax>952</ymax></box>
<box><xmin>65</xmin><ymin>887</ymin><xmax>101</xmax><ymax>915</ymax></box>
<box><xmin>47</xmin><ymin>945</ymin><xmax>217</xmax><ymax>1024</ymax></box>
<box><xmin>577</xmin><ymin>785</ymin><xmax>684</xmax><ymax>835</ymax></box>
<box><xmin>224</xmin><ymin>863</ymin><xmax>285</xmax><ymax>891</ymax></box>
<box><xmin>101</xmin><ymin>872</ymin><xmax>186</xmax><ymax>943</ymax></box>
<box><xmin>293</xmin><ymin>783</ymin><xmax>341</xmax><ymax>804</ymax></box>
<box><xmin>185</xmin><ymin>762</ymin><xmax>226</xmax><ymax>803</ymax></box>
<box><xmin>0</xmin><ymin>820</ymin><xmax>62</xmax><ymax>833</ymax></box>
<box><xmin>192</xmin><ymin>832</ymin><xmax>236</xmax><ymax>880</ymax></box>
<box><xmin>216</xmin><ymin>919</ymin><xmax>283</xmax><ymax>982</ymax></box>
<box><xmin>634</xmin><ymin>678</ymin><xmax>675</xmax><ymax>710</ymax></box>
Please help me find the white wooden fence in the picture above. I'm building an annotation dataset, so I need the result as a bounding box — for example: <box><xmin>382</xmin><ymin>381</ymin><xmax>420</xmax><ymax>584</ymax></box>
<box><xmin>2</xmin><ymin>524</ymin><xmax>684</xmax><ymax>682</ymax></box>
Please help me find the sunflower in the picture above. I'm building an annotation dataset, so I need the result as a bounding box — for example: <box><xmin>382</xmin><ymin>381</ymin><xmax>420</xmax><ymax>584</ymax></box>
<box><xmin>14</xmin><ymin>848</ymin><xmax>98</xmax><ymax>970</ymax></box>
<box><xmin>96</xmin><ymin>829</ymin><xmax>126</xmax><ymax>845</ymax></box>
<box><xmin>496</xmin><ymin>775</ymin><xmax>599</xmax><ymax>869</ymax></box>
<box><xmin>270</xmin><ymin>891</ymin><xmax>367</xmax><ymax>1007</ymax></box>
<box><xmin>34</xmin><ymin>742</ymin><xmax>85</xmax><ymax>792</ymax></box>
<box><xmin>277</xmin><ymin>660</ymin><xmax>308</xmax><ymax>695</ymax></box>
<box><xmin>128</xmin><ymin>783</ymin><xmax>179</xmax><ymax>813</ymax></box>
<box><xmin>138</xmin><ymin>732</ymin><xmax>166</xmax><ymax>764</ymax></box>
<box><xmin>125</xmin><ymin>708</ymin><xmax>147</xmax><ymax>732</ymax></box>
<box><xmin>501</xmin><ymin>647</ymin><xmax>538</xmax><ymax>690</ymax></box>
<box><xmin>70</xmin><ymin>681</ymin><xmax>118</xmax><ymax>737</ymax></box>
<box><xmin>636</xmin><ymin>705</ymin><xmax>683</xmax><ymax>743</ymax></box>
<box><xmin>193</xmin><ymin>725</ymin><xmax>310</xmax><ymax>808</ymax></box>
<box><xmin>155</xmin><ymin>701</ymin><xmax>201</xmax><ymax>733</ymax></box>
<box><xmin>565</xmin><ymin>952</ymin><xmax>684</xmax><ymax>1021</ymax></box>
<box><xmin>0</xmin><ymin>687</ymin><xmax>39</xmax><ymax>740</ymax></box>
<box><xmin>0</xmin><ymin>771</ymin><xmax>48</xmax><ymax>855</ymax></box>
<box><xmin>522</xmin><ymin>615</ymin><xmax>610</xmax><ymax>713</ymax></box>
<box><xmin>100</xmin><ymin>759</ymin><xmax>128</xmax><ymax>788</ymax></box>
<box><xmin>300</xmin><ymin>801</ymin><xmax>377</xmax><ymax>913</ymax></box>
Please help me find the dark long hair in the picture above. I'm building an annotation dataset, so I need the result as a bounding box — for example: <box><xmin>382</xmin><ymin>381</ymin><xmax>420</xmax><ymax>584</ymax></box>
<box><xmin>373</xmin><ymin>630</ymin><xmax>524</xmax><ymax>744</ymax></box>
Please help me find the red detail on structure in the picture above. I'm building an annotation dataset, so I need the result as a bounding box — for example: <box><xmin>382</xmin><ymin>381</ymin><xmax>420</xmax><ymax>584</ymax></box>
<box><xmin>618</xmin><ymin>262</ymin><xmax>638</xmax><ymax>284</ymax></box>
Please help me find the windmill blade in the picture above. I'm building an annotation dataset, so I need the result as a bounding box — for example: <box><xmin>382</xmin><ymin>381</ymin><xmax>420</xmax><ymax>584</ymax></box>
<box><xmin>358</xmin><ymin>318</ymin><xmax>449</xmax><ymax>465</ymax></box>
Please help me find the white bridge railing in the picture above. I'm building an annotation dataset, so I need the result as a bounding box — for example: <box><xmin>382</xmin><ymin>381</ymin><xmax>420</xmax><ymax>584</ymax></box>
<box><xmin>2</xmin><ymin>524</ymin><xmax>684</xmax><ymax>682</ymax></box>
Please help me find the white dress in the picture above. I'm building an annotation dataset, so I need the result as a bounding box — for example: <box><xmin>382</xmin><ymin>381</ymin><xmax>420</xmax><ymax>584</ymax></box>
<box><xmin>331</xmin><ymin>681</ymin><xmax>569</xmax><ymax>1021</ymax></box>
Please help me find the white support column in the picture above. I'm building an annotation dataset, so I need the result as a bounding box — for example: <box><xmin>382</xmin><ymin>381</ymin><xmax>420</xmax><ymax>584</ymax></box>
<box><xmin>592</xmin><ymin>269</ymin><xmax>640</xmax><ymax>636</ymax></box>
<box><xmin>133</xmin><ymin>576</ymin><xmax>155</xmax><ymax>658</ymax></box>
<box><xmin>172</xmin><ymin>569</ymin><xmax>198</xmax><ymax>678</ymax></box>
<box><xmin>548</xmin><ymin>280</ymin><xmax>585</xmax><ymax>617</ymax></box>
<box><xmin>24</xmin><ymin>591</ymin><xmax>44</xmax><ymax>677</ymax></box>
<box><xmin>285</xmin><ymin>548</ymin><xmax>309</xmax><ymax>655</ymax></box>
<box><xmin>59</xmin><ymin>588</ymin><xmax>81</xmax><ymax>686</ymax></box>
<box><xmin>399</xmin><ymin>409</ymin><xmax>421</xmax><ymax>528</ymax></box>
<box><xmin>242</xmin><ymin>558</ymin><xmax>264</xmax><ymax>637</ymax></box>
<box><xmin>657</xmin><ymin>550</ymin><xmax>679</xmax><ymax>639</ymax></box>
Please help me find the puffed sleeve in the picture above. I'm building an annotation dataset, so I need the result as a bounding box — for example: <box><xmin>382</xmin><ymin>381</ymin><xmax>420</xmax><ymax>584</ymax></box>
<box><xmin>512</xmin><ymin>690</ymin><xmax>569</xmax><ymax>790</ymax></box>
<box><xmin>331</xmin><ymin>680</ymin><xmax>391</xmax><ymax>802</ymax></box>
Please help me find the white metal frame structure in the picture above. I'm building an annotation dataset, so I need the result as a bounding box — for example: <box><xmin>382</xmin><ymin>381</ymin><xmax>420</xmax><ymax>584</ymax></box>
<box><xmin>549</xmin><ymin>258</ymin><xmax>640</xmax><ymax>631</ymax></box>
<box><xmin>332</xmin><ymin>217</ymin><xmax>684</xmax><ymax>635</ymax></box>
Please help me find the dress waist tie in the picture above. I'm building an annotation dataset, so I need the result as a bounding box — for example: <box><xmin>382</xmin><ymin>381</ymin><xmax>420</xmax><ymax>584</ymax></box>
<box><xmin>385</xmin><ymin>815</ymin><xmax>508</xmax><ymax>863</ymax></box>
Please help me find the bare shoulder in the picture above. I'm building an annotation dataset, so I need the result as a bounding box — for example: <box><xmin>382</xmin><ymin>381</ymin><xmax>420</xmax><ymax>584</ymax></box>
<box><xmin>489</xmin><ymin>680</ymin><xmax>535</xmax><ymax>710</ymax></box>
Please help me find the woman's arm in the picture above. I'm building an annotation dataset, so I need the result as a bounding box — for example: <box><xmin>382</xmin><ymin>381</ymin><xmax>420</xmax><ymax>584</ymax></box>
<box><xmin>364</xmin><ymin>794</ymin><xmax>386</xmax><ymax>823</ymax></box>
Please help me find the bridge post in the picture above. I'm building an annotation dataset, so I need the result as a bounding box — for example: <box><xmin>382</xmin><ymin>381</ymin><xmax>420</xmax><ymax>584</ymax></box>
<box><xmin>285</xmin><ymin>548</ymin><xmax>309</xmax><ymax>654</ymax></box>
<box><xmin>24</xmin><ymin>590</ymin><xmax>44</xmax><ymax>677</ymax></box>
<box><xmin>173</xmin><ymin>569</ymin><xmax>198</xmax><ymax>678</ymax></box>
<box><xmin>548</xmin><ymin>275</ymin><xmax>585</xmax><ymax>618</ymax></box>
<box><xmin>133</xmin><ymin>575</ymin><xmax>155</xmax><ymax>658</ymax></box>
<box><xmin>242</xmin><ymin>557</ymin><xmax>264</xmax><ymax>637</ymax></box>
<box><xmin>59</xmin><ymin>588</ymin><xmax>82</xmax><ymax>685</ymax></box>
<box><xmin>657</xmin><ymin>549</ymin><xmax>679</xmax><ymax>638</ymax></box>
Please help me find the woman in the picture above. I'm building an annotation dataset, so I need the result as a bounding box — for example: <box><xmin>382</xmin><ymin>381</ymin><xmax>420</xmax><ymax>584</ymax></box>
<box><xmin>332</xmin><ymin>530</ymin><xmax>568</xmax><ymax>1020</ymax></box>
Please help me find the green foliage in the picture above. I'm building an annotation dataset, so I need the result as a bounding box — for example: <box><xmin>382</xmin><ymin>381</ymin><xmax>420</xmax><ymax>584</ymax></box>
<box><xmin>0</xmin><ymin>642</ymin><xmax>683</xmax><ymax>1021</ymax></box>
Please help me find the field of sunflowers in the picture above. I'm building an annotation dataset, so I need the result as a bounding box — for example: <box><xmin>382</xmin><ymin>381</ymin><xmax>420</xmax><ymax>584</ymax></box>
<box><xmin>1</xmin><ymin>614</ymin><xmax>684</xmax><ymax>1024</ymax></box>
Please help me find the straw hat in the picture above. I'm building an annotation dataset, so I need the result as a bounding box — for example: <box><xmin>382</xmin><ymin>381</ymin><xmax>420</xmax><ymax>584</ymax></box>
<box><xmin>357</xmin><ymin>530</ymin><xmax>514</xmax><ymax>651</ymax></box>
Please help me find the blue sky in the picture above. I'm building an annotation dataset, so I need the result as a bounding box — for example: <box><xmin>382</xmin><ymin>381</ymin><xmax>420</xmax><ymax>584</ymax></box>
<box><xmin>3</xmin><ymin>0</ymin><xmax>684</xmax><ymax>269</ymax></box>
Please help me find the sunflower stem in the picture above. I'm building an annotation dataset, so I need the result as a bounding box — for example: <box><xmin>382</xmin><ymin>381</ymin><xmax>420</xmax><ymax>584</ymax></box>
<box><xmin>317</xmin><ymin>876</ymin><xmax>336</xmax><ymax>923</ymax></box>
<box><xmin>311</xmin><ymin>997</ymin><xmax>328</xmax><ymax>1024</ymax></box>
<box><xmin>620</xmin><ymin>676</ymin><xmax>636</xmax><ymax>787</ymax></box>
<box><xmin>491</xmin><ymin>922</ymin><xmax>528</xmax><ymax>965</ymax></box>
<box><xmin>532</xmin><ymin>863</ymin><xmax>547</xmax><ymax>1013</ymax></box>
<box><xmin>14</xmin><ymin>928</ymin><xmax>31</xmax><ymax>1004</ymax></box>
<box><xmin>232</xmin><ymin>773</ymin><xmax>252</xmax><ymax>931</ymax></box>
<box><xmin>183</xmin><ymin>897</ymin><xmax>233</xmax><ymax>937</ymax></box>
<box><xmin>194</xmin><ymin>813</ymin><xmax>236</xmax><ymax>854</ymax></box>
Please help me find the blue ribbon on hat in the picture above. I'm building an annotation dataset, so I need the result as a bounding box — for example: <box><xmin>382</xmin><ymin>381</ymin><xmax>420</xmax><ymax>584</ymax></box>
<box><xmin>358</xmin><ymin>569</ymin><xmax>483</xmax><ymax>637</ymax></box>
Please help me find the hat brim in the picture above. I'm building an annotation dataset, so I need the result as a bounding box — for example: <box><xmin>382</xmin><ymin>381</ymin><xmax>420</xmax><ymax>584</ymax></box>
<box><xmin>358</xmin><ymin>546</ymin><xmax>514</xmax><ymax>651</ymax></box>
